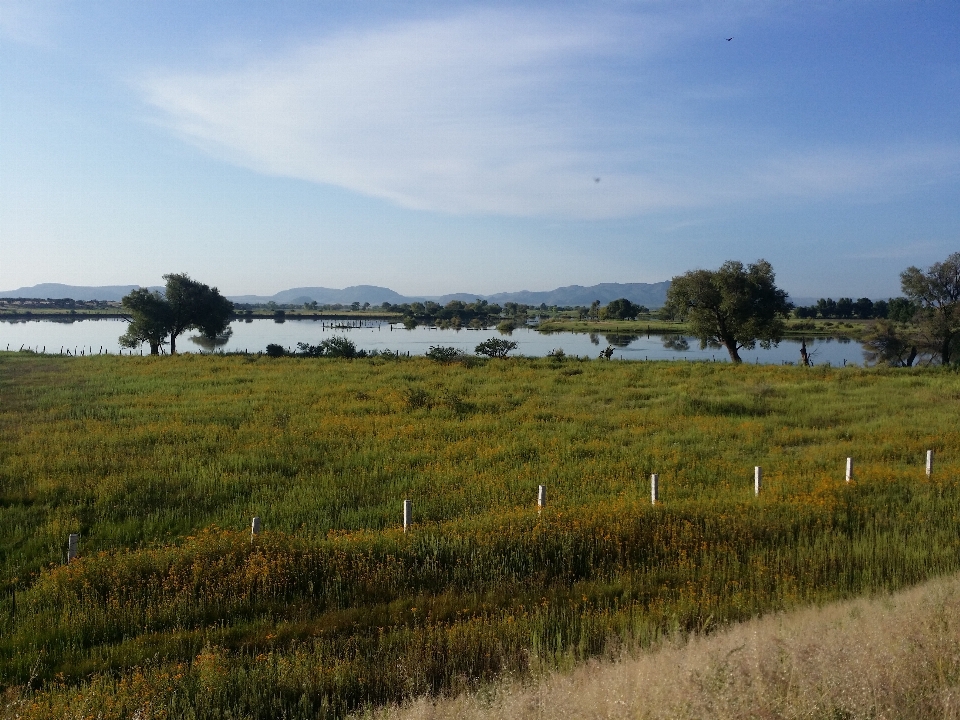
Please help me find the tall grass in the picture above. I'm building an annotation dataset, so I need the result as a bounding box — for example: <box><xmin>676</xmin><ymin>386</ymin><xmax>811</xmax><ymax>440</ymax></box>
<box><xmin>373</xmin><ymin>569</ymin><xmax>960</xmax><ymax>720</ymax></box>
<box><xmin>1</xmin><ymin>353</ymin><xmax>959</xmax><ymax>718</ymax></box>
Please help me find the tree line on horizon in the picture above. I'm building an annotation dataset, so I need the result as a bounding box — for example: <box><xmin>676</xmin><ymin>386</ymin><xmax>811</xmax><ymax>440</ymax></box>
<box><xmin>792</xmin><ymin>296</ymin><xmax>916</xmax><ymax>321</ymax></box>
<box><xmin>120</xmin><ymin>254</ymin><xmax>960</xmax><ymax>366</ymax></box>
<box><xmin>664</xmin><ymin>252</ymin><xmax>960</xmax><ymax>366</ymax></box>
<box><xmin>242</xmin><ymin>297</ymin><xmax>651</xmax><ymax>330</ymax></box>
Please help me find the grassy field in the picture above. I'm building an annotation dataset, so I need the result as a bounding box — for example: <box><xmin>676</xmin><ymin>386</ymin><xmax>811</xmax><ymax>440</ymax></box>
<box><xmin>2</xmin><ymin>352</ymin><xmax>959</xmax><ymax>718</ymax></box>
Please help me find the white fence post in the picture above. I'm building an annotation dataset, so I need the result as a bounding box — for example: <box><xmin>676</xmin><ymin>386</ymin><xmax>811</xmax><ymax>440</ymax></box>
<box><xmin>67</xmin><ymin>533</ymin><xmax>79</xmax><ymax>562</ymax></box>
<box><xmin>754</xmin><ymin>467</ymin><xmax>762</xmax><ymax>496</ymax></box>
<box><xmin>650</xmin><ymin>474</ymin><xmax>659</xmax><ymax>505</ymax></box>
<box><xmin>251</xmin><ymin>516</ymin><xmax>261</xmax><ymax>542</ymax></box>
<box><xmin>403</xmin><ymin>499</ymin><xmax>413</xmax><ymax>532</ymax></box>
<box><xmin>846</xmin><ymin>457</ymin><xmax>853</xmax><ymax>483</ymax></box>
<box><xmin>538</xmin><ymin>485</ymin><xmax>546</xmax><ymax>511</ymax></box>
<box><xmin>926</xmin><ymin>450</ymin><xmax>934</xmax><ymax>477</ymax></box>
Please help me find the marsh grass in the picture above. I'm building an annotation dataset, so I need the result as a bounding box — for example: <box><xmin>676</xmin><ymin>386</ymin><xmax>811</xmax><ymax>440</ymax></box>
<box><xmin>1</xmin><ymin>353</ymin><xmax>960</xmax><ymax>718</ymax></box>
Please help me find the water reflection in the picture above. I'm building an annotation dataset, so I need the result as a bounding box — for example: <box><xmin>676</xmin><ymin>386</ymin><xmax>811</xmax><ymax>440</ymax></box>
<box><xmin>188</xmin><ymin>328</ymin><xmax>234</xmax><ymax>351</ymax></box>
<box><xmin>604</xmin><ymin>333</ymin><xmax>640</xmax><ymax>348</ymax></box>
<box><xmin>661</xmin><ymin>335</ymin><xmax>690</xmax><ymax>352</ymax></box>
<box><xmin>0</xmin><ymin>318</ymin><xmax>872</xmax><ymax>367</ymax></box>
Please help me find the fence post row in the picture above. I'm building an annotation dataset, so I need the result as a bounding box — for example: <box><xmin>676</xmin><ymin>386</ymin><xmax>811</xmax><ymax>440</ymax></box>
<box><xmin>245</xmin><ymin>448</ymin><xmax>949</xmax><ymax>538</ymax></box>
<box><xmin>67</xmin><ymin>533</ymin><xmax>79</xmax><ymax>562</ymax></box>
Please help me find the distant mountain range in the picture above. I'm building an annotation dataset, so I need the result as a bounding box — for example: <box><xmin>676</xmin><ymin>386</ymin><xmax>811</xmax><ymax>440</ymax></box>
<box><xmin>1</xmin><ymin>282</ymin><xmax>673</xmax><ymax>308</ymax></box>
<box><xmin>0</xmin><ymin>284</ymin><xmax>163</xmax><ymax>302</ymax></box>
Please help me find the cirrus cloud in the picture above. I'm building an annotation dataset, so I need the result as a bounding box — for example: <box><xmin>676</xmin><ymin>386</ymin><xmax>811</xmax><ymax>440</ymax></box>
<box><xmin>138</xmin><ymin>5</ymin><xmax>960</xmax><ymax>219</ymax></box>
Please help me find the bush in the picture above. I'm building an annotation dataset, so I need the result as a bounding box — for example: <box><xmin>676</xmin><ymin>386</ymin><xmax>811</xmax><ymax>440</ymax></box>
<box><xmin>295</xmin><ymin>342</ymin><xmax>324</xmax><ymax>357</ymax></box>
<box><xmin>320</xmin><ymin>336</ymin><xmax>358</xmax><ymax>358</ymax></box>
<box><xmin>497</xmin><ymin>320</ymin><xmax>516</xmax><ymax>335</ymax></box>
<box><xmin>265</xmin><ymin>344</ymin><xmax>287</xmax><ymax>357</ymax></box>
<box><xmin>295</xmin><ymin>337</ymin><xmax>360</xmax><ymax>358</ymax></box>
<box><xmin>404</xmin><ymin>387</ymin><xmax>431</xmax><ymax>409</ymax></box>
<box><xmin>426</xmin><ymin>346</ymin><xmax>462</xmax><ymax>363</ymax></box>
<box><xmin>475</xmin><ymin>338</ymin><xmax>518</xmax><ymax>358</ymax></box>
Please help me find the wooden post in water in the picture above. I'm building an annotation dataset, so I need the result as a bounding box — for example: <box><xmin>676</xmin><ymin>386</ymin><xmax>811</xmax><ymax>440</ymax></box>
<box><xmin>403</xmin><ymin>499</ymin><xmax>412</xmax><ymax>532</ymax></box>
<box><xmin>67</xmin><ymin>533</ymin><xmax>79</xmax><ymax>562</ymax></box>
<box><xmin>537</xmin><ymin>485</ymin><xmax>546</xmax><ymax>511</ymax></box>
<box><xmin>845</xmin><ymin>457</ymin><xmax>853</xmax><ymax>482</ymax></box>
<box><xmin>926</xmin><ymin>450</ymin><xmax>934</xmax><ymax>477</ymax></box>
<box><xmin>754</xmin><ymin>467</ymin><xmax>762</xmax><ymax>495</ymax></box>
<box><xmin>650</xmin><ymin>474</ymin><xmax>659</xmax><ymax>505</ymax></box>
<box><xmin>251</xmin><ymin>516</ymin><xmax>261</xmax><ymax>542</ymax></box>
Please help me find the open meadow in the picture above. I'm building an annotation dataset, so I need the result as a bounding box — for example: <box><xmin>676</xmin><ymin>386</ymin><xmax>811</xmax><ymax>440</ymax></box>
<box><xmin>2</xmin><ymin>352</ymin><xmax>960</xmax><ymax>718</ymax></box>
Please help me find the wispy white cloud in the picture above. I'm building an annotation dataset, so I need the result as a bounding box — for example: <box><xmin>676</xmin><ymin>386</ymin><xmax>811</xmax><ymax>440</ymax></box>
<box><xmin>0</xmin><ymin>0</ymin><xmax>61</xmax><ymax>47</ymax></box>
<box><xmin>138</xmin><ymin>5</ymin><xmax>960</xmax><ymax>219</ymax></box>
<box><xmin>746</xmin><ymin>145</ymin><xmax>960</xmax><ymax>201</ymax></box>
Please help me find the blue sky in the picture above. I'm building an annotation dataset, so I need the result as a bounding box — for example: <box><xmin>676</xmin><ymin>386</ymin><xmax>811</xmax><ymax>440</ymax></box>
<box><xmin>1</xmin><ymin>1</ymin><xmax>958</xmax><ymax>298</ymax></box>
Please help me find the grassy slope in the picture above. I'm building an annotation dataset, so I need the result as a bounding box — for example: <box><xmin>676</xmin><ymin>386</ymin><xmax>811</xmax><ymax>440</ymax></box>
<box><xmin>376</xmin><ymin>569</ymin><xmax>960</xmax><ymax>720</ymax></box>
<box><xmin>2</xmin><ymin>353</ymin><xmax>959</xmax><ymax>718</ymax></box>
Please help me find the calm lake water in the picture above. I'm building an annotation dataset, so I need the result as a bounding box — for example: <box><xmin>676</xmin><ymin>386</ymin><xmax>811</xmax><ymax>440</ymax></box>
<box><xmin>0</xmin><ymin>318</ymin><xmax>869</xmax><ymax>366</ymax></box>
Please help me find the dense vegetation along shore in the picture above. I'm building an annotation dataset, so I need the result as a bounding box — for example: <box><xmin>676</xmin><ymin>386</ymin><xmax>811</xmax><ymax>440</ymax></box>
<box><xmin>2</xmin><ymin>352</ymin><xmax>959</xmax><ymax>718</ymax></box>
<box><xmin>536</xmin><ymin>317</ymin><xmax>871</xmax><ymax>339</ymax></box>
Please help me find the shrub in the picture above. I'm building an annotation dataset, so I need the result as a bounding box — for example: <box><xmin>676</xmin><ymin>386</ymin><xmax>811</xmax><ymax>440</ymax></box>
<box><xmin>265</xmin><ymin>344</ymin><xmax>286</xmax><ymax>357</ymax></box>
<box><xmin>426</xmin><ymin>346</ymin><xmax>462</xmax><ymax>363</ymax></box>
<box><xmin>320</xmin><ymin>336</ymin><xmax>358</xmax><ymax>358</ymax></box>
<box><xmin>404</xmin><ymin>387</ymin><xmax>432</xmax><ymax>409</ymax></box>
<box><xmin>295</xmin><ymin>337</ymin><xmax>359</xmax><ymax>358</ymax></box>
<box><xmin>475</xmin><ymin>338</ymin><xmax>518</xmax><ymax>358</ymax></box>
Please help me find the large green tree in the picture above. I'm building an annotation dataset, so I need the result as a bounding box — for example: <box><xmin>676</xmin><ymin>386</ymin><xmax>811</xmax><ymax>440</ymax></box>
<box><xmin>663</xmin><ymin>259</ymin><xmax>791</xmax><ymax>363</ymax></box>
<box><xmin>119</xmin><ymin>274</ymin><xmax>233</xmax><ymax>355</ymax></box>
<box><xmin>900</xmin><ymin>253</ymin><xmax>960</xmax><ymax>365</ymax></box>
<box><xmin>602</xmin><ymin>298</ymin><xmax>642</xmax><ymax>320</ymax></box>
<box><xmin>119</xmin><ymin>288</ymin><xmax>171</xmax><ymax>355</ymax></box>
<box><xmin>162</xmin><ymin>273</ymin><xmax>233</xmax><ymax>354</ymax></box>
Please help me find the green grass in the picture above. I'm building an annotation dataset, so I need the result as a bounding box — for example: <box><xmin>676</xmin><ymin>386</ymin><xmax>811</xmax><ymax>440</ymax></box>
<box><xmin>2</xmin><ymin>352</ymin><xmax>959</xmax><ymax>718</ymax></box>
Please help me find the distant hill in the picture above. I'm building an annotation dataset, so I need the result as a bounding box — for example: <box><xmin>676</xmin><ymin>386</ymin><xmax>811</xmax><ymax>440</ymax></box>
<box><xmin>2</xmin><ymin>282</ymin><xmax>672</xmax><ymax>308</ymax></box>
<box><xmin>230</xmin><ymin>282</ymin><xmax>672</xmax><ymax>308</ymax></box>
<box><xmin>477</xmin><ymin>282</ymin><xmax>671</xmax><ymax>308</ymax></box>
<box><xmin>229</xmin><ymin>285</ymin><xmax>412</xmax><ymax>306</ymax></box>
<box><xmin>0</xmin><ymin>284</ymin><xmax>161</xmax><ymax>301</ymax></box>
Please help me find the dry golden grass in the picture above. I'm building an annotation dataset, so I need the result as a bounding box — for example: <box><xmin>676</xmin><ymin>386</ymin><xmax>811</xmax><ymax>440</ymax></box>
<box><xmin>375</xmin><ymin>571</ymin><xmax>960</xmax><ymax>720</ymax></box>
